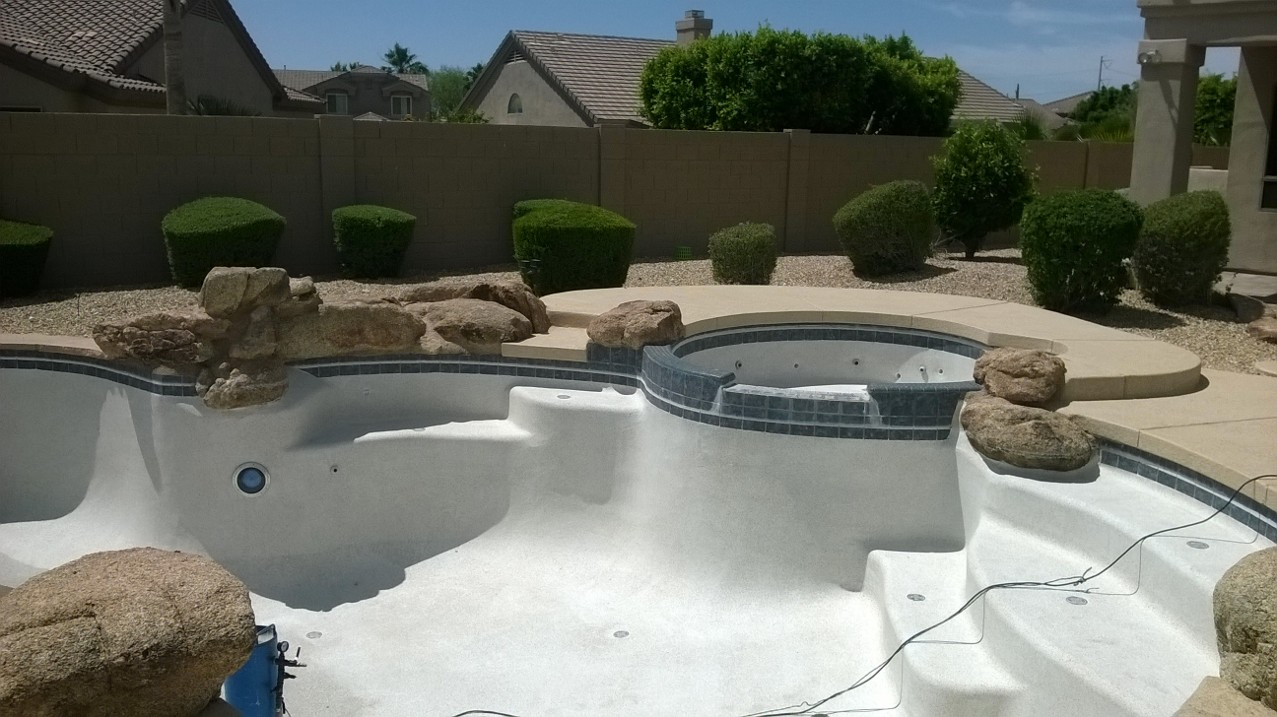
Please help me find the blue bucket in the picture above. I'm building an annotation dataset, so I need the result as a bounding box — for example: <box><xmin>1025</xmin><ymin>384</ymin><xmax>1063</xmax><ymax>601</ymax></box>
<box><xmin>223</xmin><ymin>624</ymin><xmax>279</xmax><ymax>717</ymax></box>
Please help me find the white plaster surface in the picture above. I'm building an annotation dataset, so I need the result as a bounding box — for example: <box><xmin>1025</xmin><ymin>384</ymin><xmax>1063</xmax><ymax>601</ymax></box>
<box><xmin>682</xmin><ymin>339</ymin><xmax>976</xmax><ymax>387</ymax></box>
<box><xmin>0</xmin><ymin>367</ymin><xmax>1270</xmax><ymax>716</ymax></box>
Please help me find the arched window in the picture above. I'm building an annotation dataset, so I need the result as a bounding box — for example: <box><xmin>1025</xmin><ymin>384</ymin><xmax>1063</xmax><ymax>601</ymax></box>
<box><xmin>507</xmin><ymin>93</ymin><xmax>523</xmax><ymax>114</ymax></box>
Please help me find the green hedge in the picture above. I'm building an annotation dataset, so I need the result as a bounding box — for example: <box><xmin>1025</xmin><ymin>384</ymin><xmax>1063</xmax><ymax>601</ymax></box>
<box><xmin>1132</xmin><ymin>191</ymin><xmax>1231</xmax><ymax>307</ymax></box>
<box><xmin>1020</xmin><ymin>189</ymin><xmax>1143</xmax><ymax>314</ymax></box>
<box><xmin>708</xmin><ymin>222</ymin><xmax>778</xmax><ymax>285</ymax></box>
<box><xmin>161</xmin><ymin>197</ymin><xmax>285</xmax><ymax>288</ymax></box>
<box><xmin>332</xmin><ymin>204</ymin><xmax>417</xmax><ymax>278</ymax></box>
<box><xmin>931</xmin><ymin>121</ymin><xmax>1037</xmax><ymax>258</ymax></box>
<box><xmin>0</xmin><ymin>219</ymin><xmax>53</xmax><ymax>298</ymax></box>
<box><xmin>512</xmin><ymin>199</ymin><xmax>635</xmax><ymax>295</ymax></box>
<box><xmin>833</xmin><ymin>180</ymin><xmax>934</xmax><ymax>276</ymax></box>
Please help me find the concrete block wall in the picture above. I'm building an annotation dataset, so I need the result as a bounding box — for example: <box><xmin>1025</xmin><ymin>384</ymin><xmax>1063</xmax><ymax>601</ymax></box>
<box><xmin>0</xmin><ymin>112</ymin><xmax>1234</xmax><ymax>289</ymax></box>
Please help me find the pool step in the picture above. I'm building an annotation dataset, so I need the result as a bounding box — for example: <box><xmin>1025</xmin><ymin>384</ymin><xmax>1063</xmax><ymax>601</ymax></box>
<box><xmin>966</xmin><ymin>515</ymin><xmax>1221</xmax><ymax>716</ymax></box>
<box><xmin>864</xmin><ymin>550</ymin><xmax>1025</xmax><ymax>717</ymax></box>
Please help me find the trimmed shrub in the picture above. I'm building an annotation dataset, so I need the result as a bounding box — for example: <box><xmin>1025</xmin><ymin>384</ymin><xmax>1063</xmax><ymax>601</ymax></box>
<box><xmin>332</xmin><ymin>204</ymin><xmax>417</xmax><ymax>278</ymax></box>
<box><xmin>833</xmin><ymin>180</ymin><xmax>934</xmax><ymax>276</ymax></box>
<box><xmin>0</xmin><ymin>219</ymin><xmax>53</xmax><ymax>298</ymax></box>
<box><xmin>512</xmin><ymin>199</ymin><xmax>635</xmax><ymax>295</ymax></box>
<box><xmin>708</xmin><ymin>222</ymin><xmax>778</xmax><ymax>285</ymax></box>
<box><xmin>162</xmin><ymin>197</ymin><xmax>285</xmax><ymax>287</ymax></box>
<box><xmin>1132</xmin><ymin>190</ymin><xmax>1231</xmax><ymax>307</ymax></box>
<box><xmin>932</xmin><ymin>121</ymin><xmax>1037</xmax><ymax>258</ymax></box>
<box><xmin>1020</xmin><ymin>189</ymin><xmax>1143</xmax><ymax>314</ymax></box>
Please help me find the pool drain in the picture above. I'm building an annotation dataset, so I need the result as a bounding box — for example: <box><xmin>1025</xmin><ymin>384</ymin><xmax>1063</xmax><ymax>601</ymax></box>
<box><xmin>613</xmin><ymin>630</ymin><xmax>629</xmax><ymax>638</ymax></box>
<box><xmin>906</xmin><ymin>593</ymin><xmax>926</xmax><ymax>602</ymax></box>
<box><xmin>1066</xmin><ymin>596</ymin><xmax>1088</xmax><ymax>606</ymax></box>
<box><xmin>1187</xmin><ymin>540</ymin><xmax>1210</xmax><ymax>550</ymax></box>
<box><xmin>306</xmin><ymin>631</ymin><xmax>322</xmax><ymax>639</ymax></box>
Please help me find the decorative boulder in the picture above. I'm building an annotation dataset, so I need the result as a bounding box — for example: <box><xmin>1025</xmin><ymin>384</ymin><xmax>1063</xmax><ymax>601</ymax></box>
<box><xmin>397</xmin><ymin>278</ymin><xmax>550</xmax><ymax>333</ymax></box>
<box><xmin>1215</xmin><ymin>547</ymin><xmax>1277</xmax><ymax>709</ymax></box>
<box><xmin>961</xmin><ymin>392</ymin><xmax>1096</xmax><ymax>471</ymax></box>
<box><xmin>200</xmin><ymin>267</ymin><xmax>290</xmax><ymax>319</ymax></box>
<box><xmin>276</xmin><ymin>276</ymin><xmax>323</xmax><ymax>319</ymax></box>
<box><xmin>409</xmin><ymin>298</ymin><xmax>533</xmax><ymax>354</ymax></box>
<box><xmin>973</xmin><ymin>348</ymin><xmax>1067</xmax><ymax>405</ymax></box>
<box><xmin>1174</xmin><ymin>676</ymin><xmax>1277</xmax><ymax>717</ymax></box>
<box><xmin>0</xmin><ymin>548</ymin><xmax>255</xmax><ymax>717</ymax></box>
<box><xmin>587</xmin><ymin>300</ymin><xmax>684</xmax><ymax>349</ymax></box>
<box><xmin>93</xmin><ymin>311</ymin><xmax>230</xmax><ymax>366</ymax></box>
<box><xmin>1249</xmin><ymin>317</ymin><xmax>1277</xmax><ymax>344</ymax></box>
<box><xmin>198</xmin><ymin>361</ymin><xmax>288</xmax><ymax>410</ymax></box>
<box><xmin>276</xmin><ymin>302</ymin><xmax>426</xmax><ymax>360</ymax></box>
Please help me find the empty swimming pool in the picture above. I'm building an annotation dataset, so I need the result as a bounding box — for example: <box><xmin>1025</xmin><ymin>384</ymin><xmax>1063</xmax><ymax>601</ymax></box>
<box><xmin>0</xmin><ymin>327</ymin><xmax>1272</xmax><ymax>716</ymax></box>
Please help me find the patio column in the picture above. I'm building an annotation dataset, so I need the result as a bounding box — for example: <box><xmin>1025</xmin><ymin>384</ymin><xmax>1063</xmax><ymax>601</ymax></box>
<box><xmin>1130</xmin><ymin>39</ymin><xmax>1205</xmax><ymax>204</ymax></box>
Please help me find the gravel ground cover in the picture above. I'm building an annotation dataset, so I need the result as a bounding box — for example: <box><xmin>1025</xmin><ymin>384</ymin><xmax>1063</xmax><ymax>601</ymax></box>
<box><xmin>2</xmin><ymin>249</ymin><xmax>1273</xmax><ymax>374</ymax></box>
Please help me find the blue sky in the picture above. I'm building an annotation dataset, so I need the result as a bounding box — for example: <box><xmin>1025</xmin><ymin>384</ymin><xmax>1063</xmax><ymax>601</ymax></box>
<box><xmin>238</xmin><ymin>0</ymin><xmax>1241</xmax><ymax>103</ymax></box>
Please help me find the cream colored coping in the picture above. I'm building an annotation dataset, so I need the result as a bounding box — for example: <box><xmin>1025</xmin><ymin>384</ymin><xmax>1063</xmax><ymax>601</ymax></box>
<box><xmin>531</xmin><ymin>286</ymin><xmax>1203</xmax><ymax>403</ymax></box>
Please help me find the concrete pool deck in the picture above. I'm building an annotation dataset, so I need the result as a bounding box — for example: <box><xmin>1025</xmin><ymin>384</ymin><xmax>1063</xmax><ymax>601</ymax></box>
<box><xmin>3</xmin><ymin>284</ymin><xmax>1274</xmax><ymax>512</ymax></box>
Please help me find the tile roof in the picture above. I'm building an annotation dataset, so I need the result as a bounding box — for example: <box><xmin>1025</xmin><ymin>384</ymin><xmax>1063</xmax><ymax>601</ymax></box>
<box><xmin>495</xmin><ymin>30</ymin><xmax>1023</xmax><ymax>127</ymax></box>
<box><xmin>1015</xmin><ymin>98</ymin><xmax>1069</xmax><ymax>132</ymax></box>
<box><xmin>1043</xmin><ymin>90</ymin><xmax>1094</xmax><ymax>117</ymax></box>
<box><xmin>272</xmin><ymin>68</ymin><xmax>431</xmax><ymax>94</ymax></box>
<box><xmin>0</xmin><ymin>0</ymin><xmax>165</xmax><ymax>93</ymax></box>
<box><xmin>953</xmin><ymin>71</ymin><xmax>1024</xmax><ymax>123</ymax></box>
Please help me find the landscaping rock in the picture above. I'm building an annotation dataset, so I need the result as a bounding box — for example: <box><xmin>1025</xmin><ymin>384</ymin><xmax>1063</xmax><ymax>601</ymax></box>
<box><xmin>200</xmin><ymin>267</ymin><xmax>289</xmax><ymax>319</ymax></box>
<box><xmin>411</xmin><ymin>298</ymin><xmax>533</xmax><ymax>354</ymax></box>
<box><xmin>396</xmin><ymin>278</ymin><xmax>550</xmax><ymax>333</ymax></box>
<box><xmin>0</xmin><ymin>547</ymin><xmax>255</xmax><ymax>717</ymax></box>
<box><xmin>93</xmin><ymin>311</ymin><xmax>229</xmax><ymax>365</ymax></box>
<box><xmin>199</xmin><ymin>362</ymin><xmax>288</xmax><ymax>410</ymax></box>
<box><xmin>276</xmin><ymin>302</ymin><xmax>426</xmax><ymax>360</ymax></box>
<box><xmin>587</xmin><ymin>300</ymin><xmax>684</xmax><ymax>349</ymax></box>
<box><xmin>276</xmin><ymin>276</ymin><xmax>323</xmax><ymax>319</ymax></box>
<box><xmin>1230</xmin><ymin>293</ymin><xmax>1271</xmax><ymax>324</ymax></box>
<box><xmin>1175</xmin><ymin>676</ymin><xmax>1277</xmax><ymax>717</ymax></box>
<box><xmin>228</xmin><ymin>305</ymin><xmax>277</xmax><ymax>361</ymax></box>
<box><xmin>419</xmin><ymin>328</ymin><xmax>468</xmax><ymax>356</ymax></box>
<box><xmin>1215</xmin><ymin>547</ymin><xmax>1277</xmax><ymax>709</ymax></box>
<box><xmin>961</xmin><ymin>393</ymin><xmax>1096</xmax><ymax>471</ymax></box>
<box><xmin>973</xmin><ymin>348</ymin><xmax>1066</xmax><ymax>405</ymax></box>
<box><xmin>1248</xmin><ymin>317</ymin><xmax>1277</xmax><ymax>344</ymax></box>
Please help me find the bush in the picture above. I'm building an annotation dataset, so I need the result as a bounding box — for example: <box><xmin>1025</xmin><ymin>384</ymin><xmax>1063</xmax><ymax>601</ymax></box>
<box><xmin>708</xmin><ymin>222</ymin><xmax>778</xmax><ymax>284</ymax></box>
<box><xmin>1020</xmin><ymin>189</ymin><xmax>1143</xmax><ymax>314</ymax></box>
<box><xmin>931</xmin><ymin>121</ymin><xmax>1037</xmax><ymax>258</ymax></box>
<box><xmin>1132</xmin><ymin>191</ymin><xmax>1231</xmax><ymax>307</ymax></box>
<box><xmin>0</xmin><ymin>219</ymin><xmax>53</xmax><ymax>298</ymax></box>
<box><xmin>511</xmin><ymin>199</ymin><xmax>635</xmax><ymax>295</ymax></box>
<box><xmin>833</xmin><ymin>180</ymin><xmax>934</xmax><ymax>276</ymax></box>
<box><xmin>332</xmin><ymin>204</ymin><xmax>417</xmax><ymax>278</ymax></box>
<box><xmin>161</xmin><ymin>197</ymin><xmax>285</xmax><ymax>287</ymax></box>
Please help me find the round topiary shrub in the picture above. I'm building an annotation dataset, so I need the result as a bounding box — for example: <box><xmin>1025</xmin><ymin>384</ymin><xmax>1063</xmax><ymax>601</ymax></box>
<box><xmin>932</xmin><ymin>121</ymin><xmax>1037</xmax><ymax>258</ymax></box>
<box><xmin>708</xmin><ymin>222</ymin><xmax>778</xmax><ymax>284</ymax></box>
<box><xmin>162</xmin><ymin>197</ymin><xmax>285</xmax><ymax>288</ymax></box>
<box><xmin>1020</xmin><ymin>188</ymin><xmax>1143</xmax><ymax>314</ymax></box>
<box><xmin>833</xmin><ymin>180</ymin><xmax>934</xmax><ymax>276</ymax></box>
<box><xmin>512</xmin><ymin>199</ymin><xmax>635</xmax><ymax>295</ymax></box>
<box><xmin>0</xmin><ymin>219</ymin><xmax>53</xmax><ymax>298</ymax></box>
<box><xmin>1132</xmin><ymin>190</ymin><xmax>1231</xmax><ymax>307</ymax></box>
<box><xmin>332</xmin><ymin>204</ymin><xmax>417</xmax><ymax>278</ymax></box>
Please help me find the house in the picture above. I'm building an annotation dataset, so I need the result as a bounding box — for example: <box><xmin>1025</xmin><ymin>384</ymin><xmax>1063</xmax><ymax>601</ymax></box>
<box><xmin>0</xmin><ymin>0</ymin><xmax>319</xmax><ymax>116</ymax></box>
<box><xmin>1042</xmin><ymin>91</ymin><xmax>1095</xmax><ymax>119</ymax></box>
<box><xmin>459</xmin><ymin>11</ymin><xmax>1026</xmax><ymax>129</ymax></box>
<box><xmin>272</xmin><ymin>66</ymin><xmax>431</xmax><ymax>120</ymax></box>
<box><xmin>1131</xmin><ymin>0</ymin><xmax>1277</xmax><ymax>274</ymax></box>
<box><xmin>1014</xmin><ymin>98</ymin><xmax>1069</xmax><ymax>133</ymax></box>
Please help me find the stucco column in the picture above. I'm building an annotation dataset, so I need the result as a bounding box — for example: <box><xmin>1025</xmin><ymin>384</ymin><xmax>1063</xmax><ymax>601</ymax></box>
<box><xmin>1130</xmin><ymin>39</ymin><xmax>1205</xmax><ymax>204</ymax></box>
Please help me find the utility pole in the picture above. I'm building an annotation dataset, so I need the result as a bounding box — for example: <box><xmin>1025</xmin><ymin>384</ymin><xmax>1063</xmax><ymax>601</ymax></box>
<box><xmin>1097</xmin><ymin>55</ymin><xmax>1106</xmax><ymax>91</ymax></box>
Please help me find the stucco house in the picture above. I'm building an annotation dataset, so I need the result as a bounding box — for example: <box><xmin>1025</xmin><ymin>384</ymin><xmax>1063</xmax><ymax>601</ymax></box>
<box><xmin>1130</xmin><ymin>0</ymin><xmax>1276</xmax><ymax>274</ymax></box>
<box><xmin>0</xmin><ymin>0</ymin><xmax>319</xmax><ymax>116</ymax></box>
<box><xmin>273</xmin><ymin>66</ymin><xmax>430</xmax><ymax>121</ymax></box>
<box><xmin>459</xmin><ymin>11</ymin><xmax>1026</xmax><ymax>129</ymax></box>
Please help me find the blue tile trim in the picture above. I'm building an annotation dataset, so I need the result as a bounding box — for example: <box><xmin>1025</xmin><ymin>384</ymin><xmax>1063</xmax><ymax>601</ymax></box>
<box><xmin>0</xmin><ymin>349</ymin><xmax>199</xmax><ymax>396</ymax></box>
<box><xmin>1099</xmin><ymin>440</ymin><xmax>1277</xmax><ymax>542</ymax></box>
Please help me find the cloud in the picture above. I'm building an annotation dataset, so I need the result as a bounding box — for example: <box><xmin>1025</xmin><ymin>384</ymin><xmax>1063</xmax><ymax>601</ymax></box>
<box><xmin>1006</xmin><ymin>1</ymin><xmax>1140</xmax><ymax>27</ymax></box>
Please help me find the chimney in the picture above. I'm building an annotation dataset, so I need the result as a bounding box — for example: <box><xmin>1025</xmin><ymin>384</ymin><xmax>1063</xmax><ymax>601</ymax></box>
<box><xmin>676</xmin><ymin>10</ymin><xmax>712</xmax><ymax>46</ymax></box>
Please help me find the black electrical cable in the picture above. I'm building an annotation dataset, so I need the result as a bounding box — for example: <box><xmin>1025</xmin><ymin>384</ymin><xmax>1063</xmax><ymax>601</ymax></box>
<box><xmin>446</xmin><ymin>473</ymin><xmax>1275</xmax><ymax>717</ymax></box>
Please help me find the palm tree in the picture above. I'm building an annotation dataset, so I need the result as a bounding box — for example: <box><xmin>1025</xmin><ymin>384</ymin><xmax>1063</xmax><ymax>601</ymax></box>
<box><xmin>162</xmin><ymin>0</ymin><xmax>186</xmax><ymax>114</ymax></box>
<box><xmin>382</xmin><ymin>43</ymin><xmax>427</xmax><ymax>74</ymax></box>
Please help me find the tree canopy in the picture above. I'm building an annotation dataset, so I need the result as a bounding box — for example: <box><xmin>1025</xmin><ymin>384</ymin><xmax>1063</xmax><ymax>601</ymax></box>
<box><xmin>430</xmin><ymin>65</ymin><xmax>470</xmax><ymax>117</ymax></box>
<box><xmin>1057</xmin><ymin>76</ymin><xmax>1236</xmax><ymax>146</ymax></box>
<box><xmin>382</xmin><ymin>43</ymin><xmax>428</xmax><ymax>74</ymax></box>
<box><xmin>638</xmin><ymin>28</ymin><xmax>960</xmax><ymax>135</ymax></box>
